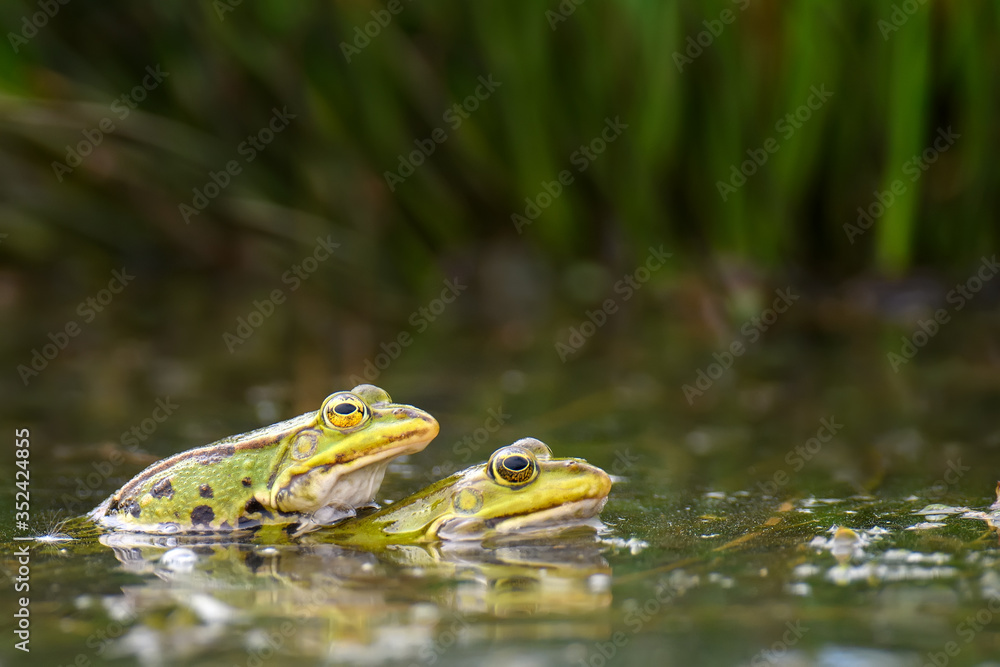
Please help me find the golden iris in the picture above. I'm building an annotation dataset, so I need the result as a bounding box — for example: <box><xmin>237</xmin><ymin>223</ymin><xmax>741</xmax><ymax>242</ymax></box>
<box><xmin>322</xmin><ymin>393</ymin><xmax>370</xmax><ymax>430</ymax></box>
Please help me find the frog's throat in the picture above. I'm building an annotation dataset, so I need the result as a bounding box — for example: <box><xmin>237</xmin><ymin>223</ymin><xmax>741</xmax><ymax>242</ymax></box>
<box><xmin>265</xmin><ymin>438</ymin><xmax>435</xmax><ymax>513</ymax></box>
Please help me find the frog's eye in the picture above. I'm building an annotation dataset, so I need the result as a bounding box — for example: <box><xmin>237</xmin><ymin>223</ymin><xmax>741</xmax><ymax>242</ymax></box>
<box><xmin>322</xmin><ymin>393</ymin><xmax>370</xmax><ymax>430</ymax></box>
<box><xmin>487</xmin><ymin>447</ymin><xmax>538</xmax><ymax>487</ymax></box>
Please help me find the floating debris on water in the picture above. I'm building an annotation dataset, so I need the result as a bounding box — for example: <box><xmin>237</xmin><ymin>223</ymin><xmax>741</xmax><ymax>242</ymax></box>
<box><xmin>801</xmin><ymin>497</ymin><xmax>847</xmax><ymax>507</ymax></box>
<box><xmin>881</xmin><ymin>550</ymin><xmax>950</xmax><ymax>565</ymax></box>
<box><xmin>707</xmin><ymin>572</ymin><xmax>735</xmax><ymax>588</ymax></box>
<box><xmin>826</xmin><ymin>563</ymin><xmax>958</xmax><ymax>585</ymax></box>
<box><xmin>600</xmin><ymin>536</ymin><xmax>649</xmax><ymax>554</ymax></box>
<box><xmin>808</xmin><ymin>526</ymin><xmax>870</xmax><ymax>563</ymax></box>
<box><xmin>906</xmin><ymin>522</ymin><xmax>946</xmax><ymax>531</ymax></box>
<box><xmin>786</xmin><ymin>582</ymin><xmax>811</xmax><ymax>596</ymax></box>
<box><xmin>913</xmin><ymin>504</ymin><xmax>970</xmax><ymax>516</ymax></box>
<box><xmin>792</xmin><ymin>564</ymin><xmax>822</xmax><ymax>578</ymax></box>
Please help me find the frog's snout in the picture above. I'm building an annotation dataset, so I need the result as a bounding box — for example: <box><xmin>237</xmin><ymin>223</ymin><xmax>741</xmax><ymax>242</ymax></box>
<box><xmin>567</xmin><ymin>460</ymin><xmax>612</xmax><ymax>500</ymax></box>
<box><xmin>592</xmin><ymin>467</ymin><xmax>613</xmax><ymax>498</ymax></box>
<box><xmin>392</xmin><ymin>406</ymin><xmax>440</xmax><ymax>439</ymax></box>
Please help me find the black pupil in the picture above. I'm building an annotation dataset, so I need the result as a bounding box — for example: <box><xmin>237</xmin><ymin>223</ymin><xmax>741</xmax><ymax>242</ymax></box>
<box><xmin>504</xmin><ymin>455</ymin><xmax>529</xmax><ymax>471</ymax></box>
<box><xmin>334</xmin><ymin>403</ymin><xmax>357</xmax><ymax>415</ymax></box>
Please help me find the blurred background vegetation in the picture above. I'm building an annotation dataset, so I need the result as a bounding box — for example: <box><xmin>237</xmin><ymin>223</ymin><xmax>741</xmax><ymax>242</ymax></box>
<box><xmin>2</xmin><ymin>1</ymin><xmax>995</xmax><ymax>272</ymax></box>
<box><xmin>0</xmin><ymin>1</ymin><xmax>997</xmax><ymax>454</ymax></box>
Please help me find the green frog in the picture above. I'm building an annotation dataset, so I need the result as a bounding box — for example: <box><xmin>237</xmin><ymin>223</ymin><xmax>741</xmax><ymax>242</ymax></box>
<box><xmin>89</xmin><ymin>384</ymin><xmax>439</xmax><ymax>534</ymax></box>
<box><xmin>318</xmin><ymin>438</ymin><xmax>612</xmax><ymax>546</ymax></box>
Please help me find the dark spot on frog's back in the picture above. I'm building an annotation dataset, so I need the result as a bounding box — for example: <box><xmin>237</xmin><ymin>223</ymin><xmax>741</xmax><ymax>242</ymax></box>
<box><xmin>191</xmin><ymin>505</ymin><xmax>215</xmax><ymax>527</ymax></box>
<box><xmin>242</xmin><ymin>477</ymin><xmax>252</xmax><ymax>487</ymax></box>
<box><xmin>125</xmin><ymin>500</ymin><xmax>141</xmax><ymax>518</ymax></box>
<box><xmin>150</xmin><ymin>478</ymin><xmax>174</xmax><ymax>499</ymax></box>
<box><xmin>197</xmin><ymin>444</ymin><xmax>237</xmax><ymax>465</ymax></box>
<box><xmin>245</xmin><ymin>497</ymin><xmax>274</xmax><ymax>519</ymax></box>
<box><xmin>199</xmin><ymin>484</ymin><xmax>214</xmax><ymax>498</ymax></box>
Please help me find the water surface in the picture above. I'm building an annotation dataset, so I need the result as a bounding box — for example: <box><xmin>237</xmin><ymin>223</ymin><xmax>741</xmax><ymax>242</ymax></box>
<box><xmin>4</xmin><ymin>304</ymin><xmax>1000</xmax><ymax>666</ymax></box>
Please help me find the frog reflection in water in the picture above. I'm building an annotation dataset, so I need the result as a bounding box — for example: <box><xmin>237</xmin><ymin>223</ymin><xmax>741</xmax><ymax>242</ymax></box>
<box><xmin>320</xmin><ymin>438</ymin><xmax>613</xmax><ymax>546</ymax></box>
<box><xmin>89</xmin><ymin>385</ymin><xmax>439</xmax><ymax>534</ymax></box>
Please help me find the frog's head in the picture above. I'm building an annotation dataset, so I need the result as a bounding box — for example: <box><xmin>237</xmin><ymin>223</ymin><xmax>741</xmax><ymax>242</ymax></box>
<box><xmin>269</xmin><ymin>384</ymin><xmax>439</xmax><ymax>513</ymax></box>
<box><xmin>379</xmin><ymin>438</ymin><xmax>612</xmax><ymax>541</ymax></box>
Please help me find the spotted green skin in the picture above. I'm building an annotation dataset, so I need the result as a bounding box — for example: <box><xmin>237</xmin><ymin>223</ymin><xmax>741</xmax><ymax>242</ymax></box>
<box><xmin>89</xmin><ymin>385</ymin><xmax>439</xmax><ymax>534</ymax></box>
<box><xmin>323</xmin><ymin>438</ymin><xmax>612</xmax><ymax>546</ymax></box>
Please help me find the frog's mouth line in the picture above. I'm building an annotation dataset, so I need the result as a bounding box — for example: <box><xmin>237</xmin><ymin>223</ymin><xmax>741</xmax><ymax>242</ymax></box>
<box><xmin>326</xmin><ymin>425</ymin><xmax>439</xmax><ymax>475</ymax></box>
<box><xmin>286</xmin><ymin>428</ymin><xmax>439</xmax><ymax>511</ymax></box>
<box><xmin>490</xmin><ymin>496</ymin><xmax>609</xmax><ymax>534</ymax></box>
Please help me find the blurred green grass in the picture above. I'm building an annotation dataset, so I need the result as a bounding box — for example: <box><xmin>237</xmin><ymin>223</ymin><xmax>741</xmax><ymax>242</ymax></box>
<box><xmin>0</xmin><ymin>0</ymin><xmax>996</xmax><ymax>294</ymax></box>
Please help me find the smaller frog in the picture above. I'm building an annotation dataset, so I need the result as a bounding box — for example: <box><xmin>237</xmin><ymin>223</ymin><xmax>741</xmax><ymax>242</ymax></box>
<box><xmin>323</xmin><ymin>438</ymin><xmax>612</xmax><ymax>545</ymax></box>
<box><xmin>89</xmin><ymin>384</ymin><xmax>439</xmax><ymax>534</ymax></box>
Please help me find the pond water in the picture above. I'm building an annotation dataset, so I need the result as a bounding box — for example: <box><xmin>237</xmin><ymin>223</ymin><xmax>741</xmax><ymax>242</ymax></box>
<box><xmin>4</xmin><ymin>297</ymin><xmax>1000</xmax><ymax>667</ymax></box>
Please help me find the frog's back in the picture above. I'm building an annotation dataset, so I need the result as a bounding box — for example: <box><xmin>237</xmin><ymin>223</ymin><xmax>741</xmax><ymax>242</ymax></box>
<box><xmin>89</xmin><ymin>420</ymin><xmax>304</xmax><ymax>533</ymax></box>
